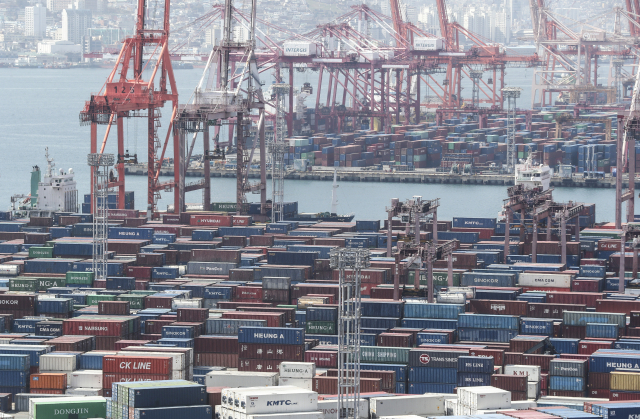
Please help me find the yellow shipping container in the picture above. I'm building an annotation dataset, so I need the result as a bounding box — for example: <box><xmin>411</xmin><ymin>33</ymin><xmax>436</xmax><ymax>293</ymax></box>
<box><xmin>610</xmin><ymin>371</ymin><xmax>640</xmax><ymax>391</ymax></box>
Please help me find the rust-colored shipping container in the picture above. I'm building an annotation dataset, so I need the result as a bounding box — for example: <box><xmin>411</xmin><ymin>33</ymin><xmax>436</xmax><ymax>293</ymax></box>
<box><xmin>216</xmin><ymin>302</ymin><xmax>271</xmax><ymax>310</ymax></box>
<box><xmin>136</xmin><ymin>253</ymin><xmax>165</xmax><ymax>267</ymax></box>
<box><xmin>597</xmin><ymin>299</ymin><xmax>640</xmax><ymax>315</ymax></box>
<box><xmin>262</xmin><ymin>289</ymin><xmax>290</xmax><ymax>303</ymax></box>
<box><xmin>177</xmin><ymin>308</ymin><xmax>209</xmax><ymax>322</ymax></box>
<box><xmin>234</xmin><ymin>286</ymin><xmax>263</xmax><ymax>301</ymax></box>
<box><xmin>305</xmin><ymin>350</ymin><xmax>337</xmax><ymax>368</ymax></box>
<box><xmin>510</xmin><ymin>337</ymin><xmax>547</xmax><ymax>354</ymax></box>
<box><xmin>548</xmin><ymin>390</ymin><xmax>586</xmax><ymax>397</ymax></box>
<box><xmin>469</xmin><ymin>300</ymin><xmax>528</xmax><ymax>316</ymax></box>
<box><xmin>98</xmin><ymin>301</ymin><xmax>130</xmax><ymax>316</ymax></box>
<box><xmin>510</xmin><ymin>391</ymin><xmax>528</xmax><ymax>401</ymax></box>
<box><xmin>96</xmin><ymin>336</ymin><xmax>121</xmax><ymax>351</ymax></box>
<box><xmin>144</xmin><ymin>320</ymin><xmax>175</xmax><ymax>335</ymax></box>
<box><xmin>206</xmin><ymin>387</ymin><xmax>224</xmax><ymax>408</ymax></box>
<box><xmin>221</xmin><ymin>311</ymin><xmax>284</xmax><ymax>327</ymax></box>
<box><xmin>103</xmin><ymin>355</ymin><xmax>172</xmax><ymax>375</ymax></box>
<box><xmin>126</xmin><ymin>266</ymin><xmax>153</xmax><ymax>279</ymax></box>
<box><xmin>190</xmin><ymin>214</ymin><xmax>233</xmax><ymax>227</ymax></box>
<box><xmin>63</xmin><ymin>319</ymin><xmax>128</xmax><ymax>337</ymax></box>
<box><xmin>30</xmin><ymin>373</ymin><xmax>67</xmax><ymax>390</ymax></box>
<box><xmin>564</xmin><ymin>325</ymin><xmax>587</xmax><ymax>339</ymax></box>
<box><xmin>194</xmin><ymin>336</ymin><xmax>238</xmax><ymax>353</ymax></box>
<box><xmin>102</xmin><ymin>373</ymin><xmax>171</xmax><ymax>390</ymax></box>
<box><xmin>195</xmin><ymin>353</ymin><xmax>238</xmax><ymax>368</ymax></box>
<box><xmin>546</xmin><ymin>292</ymin><xmax>603</xmax><ymax>307</ymax></box>
<box><xmin>491</xmin><ymin>374</ymin><xmax>527</xmax><ymax>392</ymax></box>
<box><xmin>47</xmin><ymin>336</ymin><xmax>95</xmax><ymax>352</ymax></box>
<box><xmin>313</xmin><ymin>376</ymin><xmax>381</xmax><ymax>394</ymax></box>
<box><xmin>222</xmin><ymin>236</ymin><xmax>246</xmax><ymax>247</ymax></box>
<box><xmin>528</xmin><ymin>303</ymin><xmax>587</xmax><ymax>319</ymax></box>
<box><xmin>238</xmin><ymin>358</ymin><xmax>281</xmax><ymax>372</ymax></box>
<box><xmin>578</xmin><ymin>339</ymin><xmax>613</xmax><ymax>354</ymax></box>
<box><xmin>610</xmin><ymin>391</ymin><xmax>640</xmax><ymax>401</ymax></box>
<box><xmin>145</xmin><ymin>296</ymin><xmax>174</xmax><ymax>309</ymax></box>
<box><xmin>190</xmin><ymin>249</ymin><xmax>241</xmax><ymax>263</ymax></box>
<box><xmin>588</xmin><ymin>373</ymin><xmax>610</xmax><ymax>389</ymax></box>
<box><xmin>239</xmin><ymin>343</ymin><xmax>305</xmax><ymax>361</ymax></box>
<box><xmin>237</xmin><ymin>306</ymin><xmax>296</xmax><ymax>323</ymax></box>
<box><xmin>572</xmin><ymin>280</ymin><xmax>603</xmax><ymax>293</ymax></box>
<box><xmin>589</xmin><ymin>389</ymin><xmax>610</xmax><ymax>398</ymax></box>
<box><xmin>376</xmin><ymin>333</ymin><xmax>412</xmax><ymax>347</ymax></box>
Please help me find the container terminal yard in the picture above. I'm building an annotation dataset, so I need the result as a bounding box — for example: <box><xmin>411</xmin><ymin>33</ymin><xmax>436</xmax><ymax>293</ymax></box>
<box><xmin>8</xmin><ymin>0</ymin><xmax>640</xmax><ymax>410</ymax></box>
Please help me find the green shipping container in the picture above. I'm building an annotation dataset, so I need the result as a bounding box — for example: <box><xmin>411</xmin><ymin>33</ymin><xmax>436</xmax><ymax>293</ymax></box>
<box><xmin>37</xmin><ymin>277</ymin><xmax>66</xmax><ymax>290</ymax></box>
<box><xmin>360</xmin><ymin>346</ymin><xmax>410</xmax><ymax>364</ymax></box>
<box><xmin>86</xmin><ymin>294</ymin><xmax>115</xmax><ymax>305</ymax></box>
<box><xmin>305</xmin><ymin>321</ymin><xmax>336</xmax><ymax>335</ymax></box>
<box><xmin>66</xmin><ymin>271</ymin><xmax>94</xmax><ymax>285</ymax></box>
<box><xmin>210</xmin><ymin>202</ymin><xmax>236</xmax><ymax>212</ymax></box>
<box><xmin>9</xmin><ymin>278</ymin><xmax>37</xmax><ymax>292</ymax></box>
<box><xmin>31</xmin><ymin>397</ymin><xmax>107</xmax><ymax>419</ymax></box>
<box><xmin>116</xmin><ymin>294</ymin><xmax>146</xmax><ymax>309</ymax></box>
<box><xmin>29</xmin><ymin>247</ymin><xmax>53</xmax><ymax>258</ymax></box>
<box><xmin>407</xmin><ymin>270</ymin><xmax>460</xmax><ymax>287</ymax></box>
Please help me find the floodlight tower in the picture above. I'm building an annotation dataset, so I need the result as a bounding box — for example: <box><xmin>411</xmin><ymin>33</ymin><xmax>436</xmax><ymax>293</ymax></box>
<box><xmin>88</xmin><ymin>153</ymin><xmax>114</xmax><ymax>280</ymax></box>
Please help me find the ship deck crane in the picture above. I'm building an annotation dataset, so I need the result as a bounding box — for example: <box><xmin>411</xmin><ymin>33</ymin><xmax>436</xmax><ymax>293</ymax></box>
<box><xmin>79</xmin><ymin>0</ymin><xmax>179</xmax><ymax>217</ymax></box>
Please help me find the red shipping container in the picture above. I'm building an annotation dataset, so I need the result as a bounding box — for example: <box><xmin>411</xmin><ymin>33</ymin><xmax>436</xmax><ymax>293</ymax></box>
<box><xmin>597</xmin><ymin>299</ymin><xmax>640</xmax><ymax>315</ymax></box>
<box><xmin>103</xmin><ymin>355</ymin><xmax>172</xmax><ymax>375</ymax></box>
<box><xmin>96</xmin><ymin>336</ymin><xmax>121</xmax><ymax>351</ymax></box>
<box><xmin>233</xmin><ymin>216</ymin><xmax>252</xmax><ymax>226</ymax></box>
<box><xmin>145</xmin><ymin>296</ymin><xmax>174</xmax><ymax>309</ymax></box>
<box><xmin>234</xmin><ymin>286</ymin><xmax>263</xmax><ymax>301</ymax></box>
<box><xmin>546</xmin><ymin>292</ymin><xmax>603</xmax><ymax>307</ymax></box>
<box><xmin>305</xmin><ymin>350</ymin><xmax>337</xmax><ymax>368</ymax></box>
<box><xmin>102</xmin><ymin>373</ymin><xmax>171</xmax><ymax>389</ymax></box>
<box><xmin>136</xmin><ymin>253</ymin><xmax>165</xmax><ymax>267</ymax></box>
<box><xmin>589</xmin><ymin>389</ymin><xmax>610</xmax><ymax>398</ymax></box>
<box><xmin>237</xmin><ymin>307</ymin><xmax>296</xmax><ymax>324</ymax></box>
<box><xmin>325</xmin><ymin>369</ymin><xmax>395</xmax><ymax>391</ymax></box>
<box><xmin>63</xmin><ymin>319</ymin><xmax>127</xmax><ymax>337</ymax></box>
<box><xmin>98</xmin><ymin>301</ymin><xmax>130</xmax><ymax>316</ymax></box>
<box><xmin>528</xmin><ymin>303</ymin><xmax>587</xmax><ymax>319</ymax></box>
<box><xmin>239</xmin><ymin>343</ymin><xmax>304</xmax><ymax>361</ymax></box>
<box><xmin>29</xmin><ymin>389</ymin><xmax>65</xmax><ymax>395</ymax></box>
<box><xmin>177</xmin><ymin>308</ymin><xmax>209</xmax><ymax>322</ymax></box>
<box><xmin>195</xmin><ymin>353</ymin><xmax>238</xmax><ymax>367</ymax></box>
<box><xmin>548</xmin><ymin>390</ymin><xmax>586</xmax><ymax>397</ymax></box>
<box><xmin>238</xmin><ymin>358</ymin><xmax>281</xmax><ymax>372</ymax></box>
<box><xmin>144</xmin><ymin>320</ymin><xmax>174</xmax><ymax>335</ymax></box>
<box><xmin>30</xmin><ymin>373</ymin><xmax>67</xmax><ymax>389</ymax></box>
<box><xmin>190</xmin><ymin>249</ymin><xmax>241</xmax><ymax>263</ymax></box>
<box><xmin>313</xmin><ymin>376</ymin><xmax>381</xmax><ymax>394</ymax></box>
<box><xmin>588</xmin><ymin>373</ymin><xmax>611</xmax><ymax>389</ymax></box>
<box><xmin>572</xmin><ymin>280</ymin><xmax>603</xmax><ymax>293</ymax></box>
<box><xmin>610</xmin><ymin>391</ymin><xmax>640</xmax><ymax>401</ymax></box>
<box><xmin>126</xmin><ymin>266</ymin><xmax>153</xmax><ymax>280</ymax></box>
<box><xmin>376</xmin><ymin>333</ymin><xmax>412</xmax><ymax>347</ymax></box>
<box><xmin>469</xmin><ymin>300</ymin><xmax>528</xmax><ymax>316</ymax></box>
<box><xmin>564</xmin><ymin>326</ymin><xmax>587</xmax><ymax>339</ymax></box>
<box><xmin>491</xmin><ymin>374</ymin><xmax>527</xmax><ymax>392</ymax></box>
<box><xmin>578</xmin><ymin>340</ymin><xmax>613</xmax><ymax>354</ymax></box>
<box><xmin>190</xmin><ymin>214</ymin><xmax>233</xmax><ymax>227</ymax></box>
<box><xmin>195</xmin><ymin>336</ymin><xmax>238</xmax><ymax>353</ymax></box>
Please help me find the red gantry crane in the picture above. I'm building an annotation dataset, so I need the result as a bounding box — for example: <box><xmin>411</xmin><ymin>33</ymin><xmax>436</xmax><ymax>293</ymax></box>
<box><xmin>80</xmin><ymin>0</ymin><xmax>179</xmax><ymax>217</ymax></box>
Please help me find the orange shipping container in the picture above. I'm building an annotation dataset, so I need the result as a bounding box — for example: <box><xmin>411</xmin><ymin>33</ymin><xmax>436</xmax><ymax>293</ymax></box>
<box><xmin>30</xmin><ymin>373</ymin><xmax>67</xmax><ymax>390</ymax></box>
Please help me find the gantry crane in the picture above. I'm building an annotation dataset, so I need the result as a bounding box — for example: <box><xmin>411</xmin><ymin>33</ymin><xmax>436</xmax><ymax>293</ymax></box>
<box><xmin>80</xmin><ymin>0</ymin><xmax>179</xmax><ymax>216</ymax></box>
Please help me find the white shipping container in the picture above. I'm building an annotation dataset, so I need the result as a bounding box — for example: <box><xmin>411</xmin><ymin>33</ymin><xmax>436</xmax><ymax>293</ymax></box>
<box><xmin>206</xmin><ymin>371</ymin><xmax>278</xmax><ymax>388</ymax></box>
<box><xmin>247</xmin><ymin>412</ymin><xmax>324</xmax><ymax>419</ymax></box>
<box><xmin>279</xmin><ymin>377</ymin><xmax>313</xmax><ymax>391</ymax></box>
<box><xmin>317</xmin><ymin>399</ymin><xmax>369</xmax><ymax>419</ymax></box>
<box><xmin>0</xmin><ymin>265</ymin><xmax>20</xmax><ymax>276</ymax></box>
<box><xmin>528</xmin><ymin>381</ymin><xmax>540</xmax><ymax>399</ymax></box>
<box><xmin>503</xmin><ymin>365</ymin><xmax>541</xmax><ymax>382</ymax></box>
<box><xmin>445</xmin><ymin>398</ymin><xmax>457</xmax><ymax>415</ymax></box>
<box><xmin>413</xmin><ymin>37</ymin><xmax>444</xmax><ymax>51</ymax></box>
<box><xmin>283</xmin><ymin>42</ymin><xmax>317</xmax><ymax>57</ymax></box>
<box><xmin>511</xmin><ymin>400</ymin><xmax>538</xmax><ymax>409</ymax></box>
<box><xmin>171</xmin><ymin>298</ymin><xmax>202</xmax><ymax>310</ymax></box>
<box><xmin>241</xmin><ymin>388</ymin><xmax>318</xmax><ymax>414</ymax></box>
<box><xmin>279</xmin><ymin>362</ymin><xmax>316</xmax><ymax>379</ymax></box>
<box><xmin>517</xmin><ymin>272</ymin><xmax>571</xmax><ymax>288</ymax></box>
<box><xmin>65</xmin><ymin>388</ymin><xmax>103</xmax><ymax>396</ymax></box>
<box><xmin>69</xmin><ymin>370</ymin><xmax>103</xmax><ymax>389</ymax></box>
<box><xmin>458</xmin><ymin>387</ymin><xmax>511</xmax><ymax>410</ymax></box>
<box><xmin>39</xmin><ymin>353</ymin><xmax>76</xmax><ymax>371</ymax></box>
<box><xmin>229</xmin><ymin>386</ymin><xmax>308</xmax><ymax>412</ymax></box>
<box><xmin>370</xmin><ymin>395</ymin><xmax>449</xmax><ymax>418</ymax></box>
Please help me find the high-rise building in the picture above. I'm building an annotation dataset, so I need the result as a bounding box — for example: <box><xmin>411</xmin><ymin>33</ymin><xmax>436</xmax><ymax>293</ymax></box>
<box><xmin>62</xmin><ymin>8</ymin><xmax>91</xmax><ymax>44</ymax></box>
<box><xmin>46</xmin><ymin>0</ymin><xmax>71</xmax><ymax>13</ymax></box>
<box><xmin>25</xmin><ymin>4</ymin><xmax>47</xmax><ymax>38</ymax></box>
